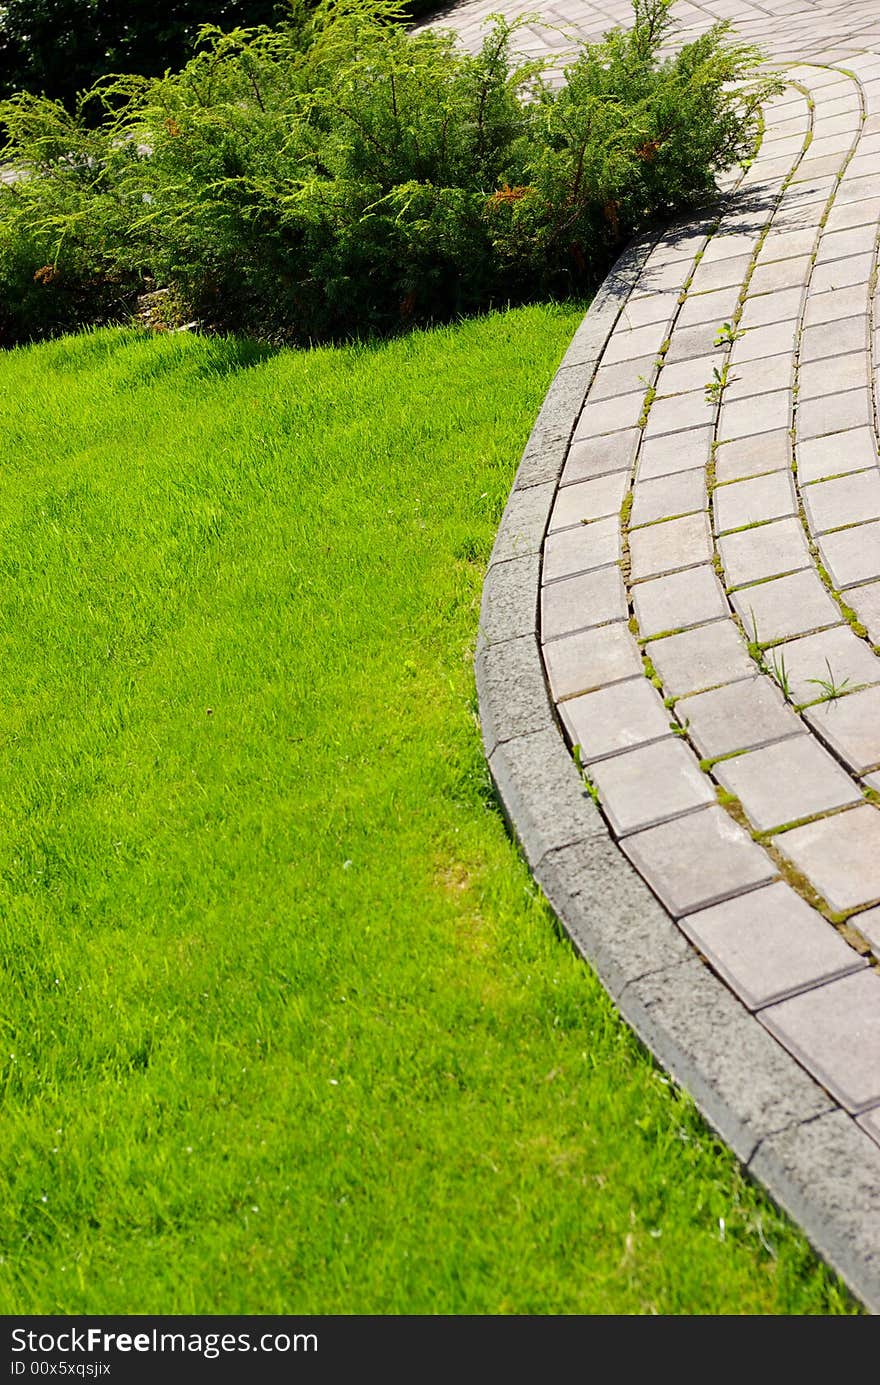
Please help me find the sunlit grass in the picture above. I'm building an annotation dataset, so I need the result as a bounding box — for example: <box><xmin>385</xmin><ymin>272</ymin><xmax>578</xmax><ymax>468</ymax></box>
<box><xmin>0</xmin><ymin>313</ymin><xmax>858</xmax><ymax>1313</ymax></box>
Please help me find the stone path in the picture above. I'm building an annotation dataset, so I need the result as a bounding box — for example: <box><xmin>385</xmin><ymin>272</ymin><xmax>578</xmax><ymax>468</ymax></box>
<box><xmin>449</xmin><ymin>0</ymin><xmax>880</xmax><ymax>1312</ymax></box>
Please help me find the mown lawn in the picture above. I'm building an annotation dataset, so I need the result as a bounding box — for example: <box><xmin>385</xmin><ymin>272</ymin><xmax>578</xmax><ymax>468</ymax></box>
<box><xmin>0</xmin><ymin>311</ymin><xmax>857</xmax><ymax>1313</ymax></box>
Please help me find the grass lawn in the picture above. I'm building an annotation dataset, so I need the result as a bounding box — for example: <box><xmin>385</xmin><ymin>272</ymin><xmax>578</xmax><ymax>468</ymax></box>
<box><xmin>0</xmin><ymin>310</ymin><xmax>858</xmax><ymax>1314</ymax></box>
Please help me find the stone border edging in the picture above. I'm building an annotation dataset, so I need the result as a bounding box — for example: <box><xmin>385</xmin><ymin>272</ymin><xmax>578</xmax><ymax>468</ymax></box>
<box><xmin>475</xmin><ymin>232</ymin><xmax>880</xmax><ymax>1315</ymax></box>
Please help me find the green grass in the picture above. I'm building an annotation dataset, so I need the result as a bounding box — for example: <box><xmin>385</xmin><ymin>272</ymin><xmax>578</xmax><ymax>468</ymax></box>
<box><xmin>0</xmin><ymin>312</ymin><xmax>857</xmax><ymax>1314</ymax></box>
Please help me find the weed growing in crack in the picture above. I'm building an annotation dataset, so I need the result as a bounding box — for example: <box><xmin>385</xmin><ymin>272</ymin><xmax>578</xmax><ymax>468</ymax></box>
<box><xmin>745</xmin><ymin>606</ymin><xmax>767</xmax><ymax>671</ymax></box>
<box><xmin>806</xmin><ymin>659</ymin><xmax>855</xmax><ymax>701</ymax></box>
<box><xmin>769</xmin><ymin>648</ymin><xmax>793</xmax><ymax>703</ymax></box>
<box><xmin>704</xmin><ymin>362</ymin><xmax>737</xmax><ymax>406</ymax></box>
<box><xmin>571</xmin><ymin>743</ymin><xmax>600</xmax><ymax>803</ymax></box>
<box><xmin>714</xmin><ymin>321</ymin><xmax>745</xmax><ymax>348</ymax></box>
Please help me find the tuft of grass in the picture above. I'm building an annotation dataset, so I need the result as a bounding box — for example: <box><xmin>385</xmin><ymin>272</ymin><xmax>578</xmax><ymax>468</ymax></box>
<box><xmin>0</xmin><ymin>313</ymin><xmax>857</xmax><ymax>1315</ymax></box>
<box><xmin>805</xmin><ymin>659</ymin><xmax>855</xmax><ymax>701</ymax></box>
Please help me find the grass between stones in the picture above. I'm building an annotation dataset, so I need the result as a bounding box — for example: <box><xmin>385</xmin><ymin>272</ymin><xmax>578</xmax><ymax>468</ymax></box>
<box><xmin>0</xmin><ymin>313</ymin><xmax>859</xmax><ymax>1315</ymax></box>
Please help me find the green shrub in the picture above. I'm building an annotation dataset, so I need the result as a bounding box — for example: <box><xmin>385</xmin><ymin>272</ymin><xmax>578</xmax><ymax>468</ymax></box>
<box><xmin>0</xmin><ymin>0</ymin><xmax>778</xmax><ymax>346</ymax></box>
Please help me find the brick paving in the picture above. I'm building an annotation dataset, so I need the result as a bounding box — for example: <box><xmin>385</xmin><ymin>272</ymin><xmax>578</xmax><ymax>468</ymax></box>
<box><xmin>465</xmin><ymin>0</ymin><xmax>880</xmax><ymax>1305</ymax></box>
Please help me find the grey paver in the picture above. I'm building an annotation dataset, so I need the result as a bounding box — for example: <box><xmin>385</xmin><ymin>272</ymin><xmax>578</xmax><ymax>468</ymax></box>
<box><xmin>798</xmin><ymin>387</ymin><xmax>873</xmax><ymax>440</ymax></box>
<box><xmin>713</xmin><ymin>470</ymin><xmax>797</xmax><ymax>533</ymax></box>
<box><xmin>699</xmin><ymin>232</ymin><xmax>756</xmax><ymax>265</ymax></box>
<box><xmin>761</xmin><ymin>970</ymin><xmax>880</xmax><ymax>1113</ymax></box>
<box><xmin>852</xmin><ymin>905</ymin><xmax>880</xmax><ymax>960</ymax></box>
<box><xmin>732</xmin><ymin>320</ymin><xmax>799</xmax><ymax>364</ymax></box>
<box><xmin>675</xmin><ymin>285</ymin><xmax>741</xmax><ymax>329</ymax></box>
<box><xmin>739</xmin><ymin>286</ymin><xmax>802</xmax><ymax>331</ymax></box>
<box><xmin>724</xmin><ymin>355</ymin><xmax>792</xmax><ymax>402</ymax></box>
<box><xmin>638</xmin><ymin>424</ymin><xmax>712</xmax><ymax>480</ymax></box>
<box><xmin>814</xmin><ymin>91</ymin><xmax>860</xmax><ymax>116</ymax></box>
<box><xmin>771</xmin><ymin>804</ymin><xmax>880</xmax><ymax>913</ymax></box>
<box><xmin>677</xmin><ymin>676</ymin><xmax>800</xmax><ymax>759</ymax></box>
<box><xmin>543</xmin><ymin>517</ymin><xmax>621</xmax><ymax>582</ymax></box>
<box><xmin>574</xmin><ymin>389</ymin><xmax>644</xmax><ymax>440</ymax></box>
<box><xmin>618</xmin><ymin>291</ymin><xmax>679</xmax><ymax>330</ymax></box>
<box><xmin>824</xmin><ymin>196</ymin><xmax>880</xmax><ymax>234</ymax></box>
<box><xmin>644</xmin><ymin>393</ymin><xmax>714</xmax><ymax>439</ymax></box>
<box><xmin>543</xmin><ymin>621</ymin><xmax>642</xmax><ymax>701</ymax></box>
<box><xmin>815</xmin><ymin>97</ymin><xmax>856</xmax><ymax>152</ymax></box>
<box><xmin>561</xmin><ymin>428</ymin><xmax>640</xmax><ymax>486</ymax></box>
<box><xmin>649</xmin><ymin>619</ymin><xmax>755</xmax><ymax>698</ymax></box>
<box><xmin>602</xmin><ymin>322</ymin><xmax>670</xmax><ymax>366</ymax></box>
<box><xmin>686</xmin><ymin>254</ymin><xmax>753</xmax><ymax>297</ymax></box>
<box><xmin>638</xmin><ymin>255</ymin><xmax>697</xmax><ymax>294</ymax></box>
<box><xmin>664</xmin><ymin>320</ymin><xmax>728</xmax><ymax>364</ymax></box>
<box><xmin>541</xmin><ymin>565</ymin><xmax>628</xmax><ymax>640</ymax></box>
<box><xmin>762</xmin><ymin>113</ymin><xmax>807</xmax><ymax>137</ymax></box>
<box><xmin>630</xmin><ymin>469</ymin><xmax>706</xmax><ymax>527</ymax></box>
<box><xmin>590</xmin><ymin>354</ymin><xmax>657</xmax><ymax>401</ymax></box>
<box><xmin>550</xmin><ymin>471</ymin><xmax>629</xmax><ymax>529</ymax></box>
<box><xmin>803</xmin><ymin>469</ymin><xmax>880</xmax><ymax>533</ymax></box>
<box><xmin>719</xmin><ymin>516</ymin><xmax>810</xmax><ymax>587</ymax></box>
<box><xmin>793</xmin><ymin>152</ymin><xmax>849</xmax><ymax>182</ymax></box>
<box><xmin>647</xmin><ymin>230</ymin><xmax>707</xmax><ymax>266</ymax></box>
<box><xmin>634</xmin><ymin>564</ymin><xmax>727</xmax><ymax>638</ymax></box>
<box><xmin>761</xmin><ymin>134</ymin><xmax>807</xmax><ymax>160</ymax></box>
<box><xmin>622</xmin><ymin>805</ymin><xmax>777</xmax><ymax>918</ymax></box>
<box><xmin>803</xmin><ymin>281</ymin><xmax>867</xmax><ymax>327</ymax></box>
<box><xmin>799</xmin><ymin>316</ymin><xmax>868</xmax><ymax>364</ymax></box>
<box><xmin>680</xmin><ymin>881</ymin><xmax>865</xmax><ymax>1011</ymax></box>
<box><xmin>846</xmin><ymin>579</ymin><xmax>880</xmax><ymax>642</ymax></box>
<box><xmin>769</xmin><ymin>624</ymin><xmax>880</xmax><ymax>705</ymax></box>
<box><xmin>816</xmin><ymin>223</ymin><xmax>878</xmax><ymax>262</ymax></box>
<box><xmin>781</xmin><ymin>173</ymin><xmax>837</xmax><ymax>211</ymax></box>
<box><xmin>783</xmin><ymin>173</ymin><xmax>837</xmax><ymax>208</ymax></box>
<box><xmin>760</xmin><ymin>226</ymin><xmax>817</xmax><ymax>263</ymax></box>
<box><xmin>799</xmin><ymin>350</ymin><xmax>868</xmax><ymax>399</ymax></box>
<box><xmin>742</xmin><ymin>158</ymin><xmax>791</xmax><ymax>189</ymax></box>
<box><xmin>776</xmin><ymin>202</ymin><xmax>820</xmax><ymax>234</ymax></box>
<box><xmin>804</xmin><ymin>684</ymin><xmax>880</xmax><ymax>774</ymax></box>
<box><xmin>810</xmin><ymin>251</ymin><xmax>874</xmax><ymax>294</ymax></box>
<box><xmin>797</xmin><ymin>426</ymin><xmax>876</xmax><ymax>483</ymax></box>
<box><xmin>714</xmin><ymin>734</ymin><xmax>862</xmax><ymax>832</ymax></box>
<box><xmin>718</xmin><ymin>388</ymin><xmax>790</xmax><ymax>439</ymax></box>
<box><xmin>818</xmin><ymin>520</ymin><xmax>880</xmax><ymax>588</ymax></box>
<box><xmin>842</xmin><ymin>151</ymin><xmax>880</xmax><ymax>181</ymax></box>
<box><xmin>629</xmin><ymin>512</ymin><xmax>712</xmax><ymax>581</ymax></box>
<box><xmin>714</xmin><ymin>430</ymin><xmax>791</xmax><ymax>483</ymax></box>
<box><xmin>589</xmin><ymin>738</ymin><xmax>716</xmax><ymax>837</ymax></box>
<box><xmin>656</xmin><ymin>353</ymin><xmax>724</xmax><ymax>397</ymax></box>
<box><xmin>559</xmin><ymin>676</ymin><xmax>672</xmax><ymax>764</ymax></box>
<box><xmin>858</xmin><ymin>1107</ymin><xmax>880</xmax><ymax>1149</ymax></box>
<box><xmin>749</xmin><ymin>255</ymin><xmax>812</xmax><ymax>297</ymax></box>
<box><xmin>731</xmin><ymin>569</ymin><xmax>841</xmax><ymax>644</ymax></box>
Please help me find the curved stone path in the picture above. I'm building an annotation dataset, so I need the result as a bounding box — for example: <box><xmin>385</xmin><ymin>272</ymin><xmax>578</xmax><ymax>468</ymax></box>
<box><xmin>430</xmin><ymin>0</ymin><xmax>880</xmax><ymax>1312</ymax></box>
